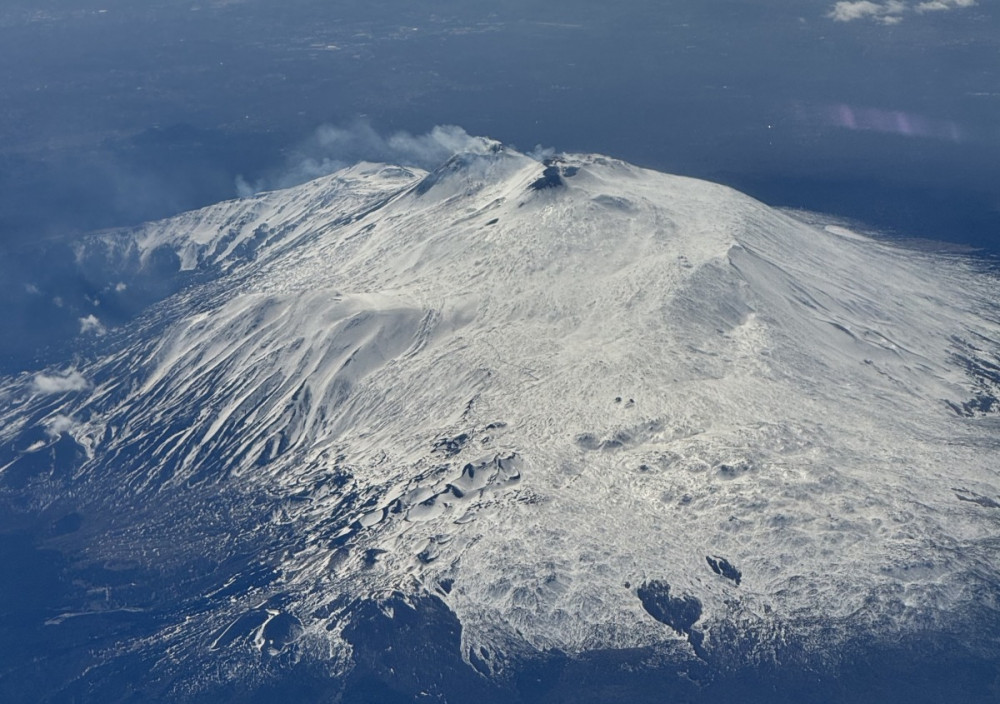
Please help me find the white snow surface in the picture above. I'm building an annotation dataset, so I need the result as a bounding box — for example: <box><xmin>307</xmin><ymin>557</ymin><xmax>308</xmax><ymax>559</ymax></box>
<box><xmin>4</xmin><ymin>144</ymin><xmax>1000</xmax><ymax>675</ymax></box>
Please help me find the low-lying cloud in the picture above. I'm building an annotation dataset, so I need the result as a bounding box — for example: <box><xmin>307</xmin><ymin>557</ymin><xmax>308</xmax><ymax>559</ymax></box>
<box><xmin>237</xmin><ymin>122</ymin><xmax>493</xmax><ymax>196</ymax></box>
<box><xmin>828</xmin><ymin>0</ymin><xmax>975</xmax><ymax>23</ymax></box>
<box><xmin>33</xmin><ymin>369</ymin><xmax>89</xmax><ymax>394</ymax></box>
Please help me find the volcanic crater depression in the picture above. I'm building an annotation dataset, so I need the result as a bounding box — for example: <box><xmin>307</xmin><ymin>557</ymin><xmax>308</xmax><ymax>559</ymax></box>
<box><xmin>2</xmin><ymin>140</ymin><xmax>1000</xmax><ymax>701</ymax></box>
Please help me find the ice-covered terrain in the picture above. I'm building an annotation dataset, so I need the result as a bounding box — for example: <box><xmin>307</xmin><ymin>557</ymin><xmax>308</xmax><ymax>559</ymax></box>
<box><xmin>2</xmin><ymin>142</ymin><xmax>999</xmax><ymax>702</ymax></box>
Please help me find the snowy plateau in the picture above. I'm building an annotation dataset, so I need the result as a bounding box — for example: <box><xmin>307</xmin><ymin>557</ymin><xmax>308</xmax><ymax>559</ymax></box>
<box><xmin>2</xmin><ymin>141</ymin><xmax>1000</xmax><ymax>703</ymax></box>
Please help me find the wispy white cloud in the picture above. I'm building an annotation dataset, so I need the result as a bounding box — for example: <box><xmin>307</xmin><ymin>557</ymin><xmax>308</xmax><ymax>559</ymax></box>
<box><xmin>44</xmin><ymin>414</ymin><xmax>80</xmax><ymax>438</ymax></box>
<box><xmin>828</xmin><ymin>0</ymin><xmax>974</xmax><ymax>22</ymax></box>
<box><xmin>237</xmin><ymin>122</ymin><xmax>495</xmax><ymax>196</ymax></box>
<box><xmin>828</xmin><ymin>1</ymin><xmax>906</xmax><ymax>23</ymax></box>
<box><xmin>33</xmin><ymin>369</ymin><xmax>89</xmax><ymax>394</ymax></box>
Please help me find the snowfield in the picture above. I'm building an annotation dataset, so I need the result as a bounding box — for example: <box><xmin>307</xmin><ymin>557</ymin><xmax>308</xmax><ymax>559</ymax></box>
<box><xmin>2</xmin><ymin>141</ymin><xmax>999</xmax><ymax>700</ymax></box>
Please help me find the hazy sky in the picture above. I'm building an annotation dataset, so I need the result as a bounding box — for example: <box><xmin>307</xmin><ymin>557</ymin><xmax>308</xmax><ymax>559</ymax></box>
<box><xmin>0</xmin><ymin>0</ymin><xmax>996</xmax><ymax>249</ymax></box>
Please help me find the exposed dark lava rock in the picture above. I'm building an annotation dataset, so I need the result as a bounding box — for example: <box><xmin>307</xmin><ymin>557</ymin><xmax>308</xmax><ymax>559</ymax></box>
<box><xmin>954</xmin><ymin>488</ymin><xmax>1000</xmax><ymax>509</ymax></box>
<box><xmin>433</xmin><ymin>433</ymin><xmax>470</xmax><ymax>457</ymax></box>
<box><xmin>706</xmin><ymin>555</ymin><xmax>742</xmax><ymax>585</ymax></box>
<box><xmin>636</xmin><ymin>580</ymin><xmax>702</xmax><ymax>635</ymax></box>
<box><xmin>341</xmin><ymin>593</ymin><xmax>506</xmax><ymax>704</ymax></box>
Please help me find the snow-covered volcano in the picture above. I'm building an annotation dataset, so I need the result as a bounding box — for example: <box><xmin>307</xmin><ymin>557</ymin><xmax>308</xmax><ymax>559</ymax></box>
<box><xmin>2</xmin><ymin>142</ymin><xmax>999</xmax><ymax>702</ymax></box>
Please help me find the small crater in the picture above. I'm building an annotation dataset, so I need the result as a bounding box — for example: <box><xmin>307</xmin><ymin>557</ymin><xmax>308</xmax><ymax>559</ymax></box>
<box><xmin>592</xmin><ymin>194</ymin><xmax>635</xmax><ymax>211</ymax></box>
<box><xmin>529</xmin><ymin>165</ymin><xmax>564</xmax><ymax>191</ymax></box>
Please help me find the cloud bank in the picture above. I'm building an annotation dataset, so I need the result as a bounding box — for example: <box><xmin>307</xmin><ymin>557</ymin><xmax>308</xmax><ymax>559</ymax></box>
<box><xmin>828</xmin><ymin>0</ymin><xmax>975</xmax><ymax>23</ymax></box>
<box><xmin>33</xmin><ymin>369</ymin><xmax>89</xmax><ymax>394</ymax></box>
<box><xmin>237</xmin><ymin>123</ymin><xmax>495</xmax><ymax>196</ymax></box>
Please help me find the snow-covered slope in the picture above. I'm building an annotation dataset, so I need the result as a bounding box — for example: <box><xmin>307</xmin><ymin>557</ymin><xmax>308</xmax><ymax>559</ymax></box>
<box><xmin>2</xmin><ymin>142</ymin><xmax>999</xmax><ymax>700</ymax></box>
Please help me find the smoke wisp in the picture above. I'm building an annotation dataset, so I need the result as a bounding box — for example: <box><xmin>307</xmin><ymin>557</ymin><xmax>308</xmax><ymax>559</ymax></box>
<box><xmin>236</xmin><ymin>122</ymin><xmax>495</xmax><ymax>197</ymax></box>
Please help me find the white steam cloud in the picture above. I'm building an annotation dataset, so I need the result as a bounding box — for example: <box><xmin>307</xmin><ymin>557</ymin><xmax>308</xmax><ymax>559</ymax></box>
<box><xmin>44</xmin><ymin>414</ymin><xmax>80</xmax><ymax>439</ymax></box>
<box><xmin>237</xmin><ymin>123</ymin><xmax>494</xmax><ymax>197</ymax></box>
<box><xmin>33</xmin><ymin>369</ymin><xmax>90</xmax><ymax>395</ymax></box>
<box><xmin>79</xmin><ymin>314</ymin><xmax>106</xmax><ymax>335</ymax></box>
<box><xmin>828</xmin><ymin>0</ymin><xmax>974</xmax><ymax>22</ymax></box>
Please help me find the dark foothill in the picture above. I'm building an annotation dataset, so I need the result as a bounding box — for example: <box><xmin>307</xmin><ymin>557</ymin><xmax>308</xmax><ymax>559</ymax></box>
<box><xmin>600</xmin><ymin>430</ymin><xmax>632</xmax><ymax>451</ymax></box>
<box><xmin>341</xmin><ymin>592</ymin><xmax>502</xmax><ymax>702</ymax></box>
